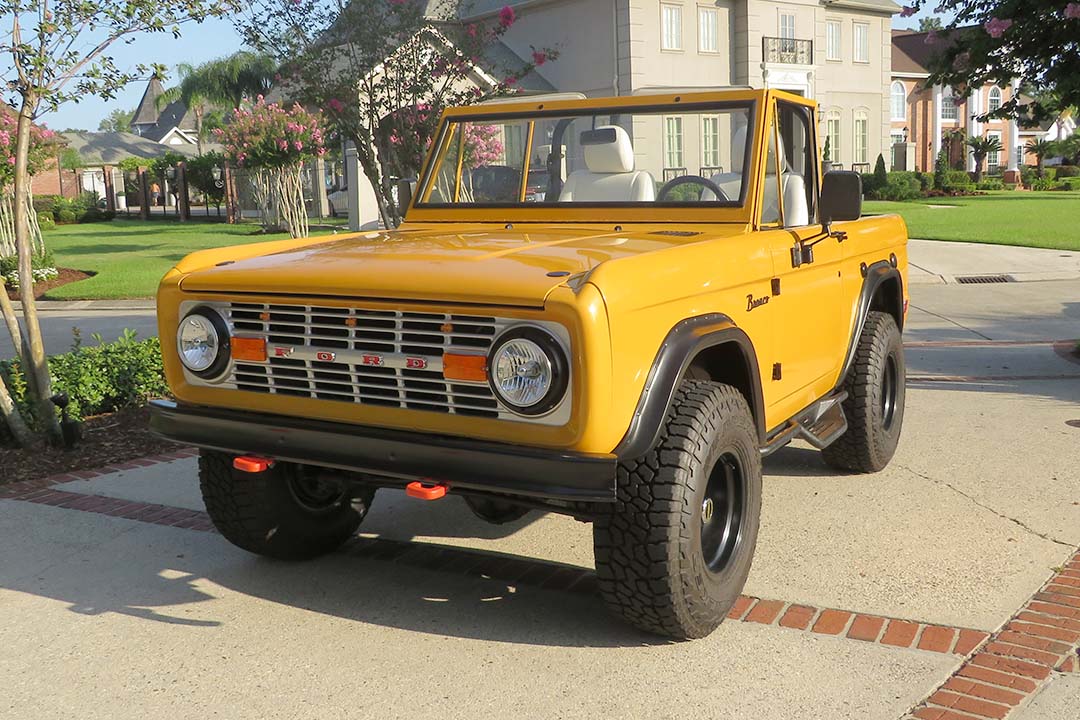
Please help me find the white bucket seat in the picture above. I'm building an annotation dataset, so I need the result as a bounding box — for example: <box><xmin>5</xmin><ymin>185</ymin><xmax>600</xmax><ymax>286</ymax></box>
<box><xmin>558</xmin><ymin>126</ymin><xmax>656</xmax><ymax>202</ymax></box>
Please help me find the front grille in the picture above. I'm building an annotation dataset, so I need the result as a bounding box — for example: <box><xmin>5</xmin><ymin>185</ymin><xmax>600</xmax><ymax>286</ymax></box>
<box><xmin>226</xmin><ymin>302</ymin><xmax>501</xmax><ymax>418</ymax></box>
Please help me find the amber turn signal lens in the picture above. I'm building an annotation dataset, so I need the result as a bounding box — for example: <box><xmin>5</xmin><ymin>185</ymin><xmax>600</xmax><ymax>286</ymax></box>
<box><xmin>231</xmin><ymin>336</ymin><xmax>267</xmax><ymax>362</ymax></box>
<box><xmin>443</xmin><ymin>353</ymin><xmax>488</xmax><ymax>382</ymax></box>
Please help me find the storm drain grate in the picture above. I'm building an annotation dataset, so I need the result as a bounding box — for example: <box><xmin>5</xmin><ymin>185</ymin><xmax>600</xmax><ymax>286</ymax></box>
<box><xmin>954</xmin><ymin>274</ymin><xmax>1014</xmax><ymax>285</ymax></box>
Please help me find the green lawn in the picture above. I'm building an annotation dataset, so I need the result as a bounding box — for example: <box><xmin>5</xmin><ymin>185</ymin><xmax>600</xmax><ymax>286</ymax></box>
<box><xmin>863</xmin><ymin>191</ymin><xmax>1080</xmax><ymax>251</ymax></box>
<box><xmin>43</xmin><ymin>218</ymin><xmax>340</xmax><ymax>300</ymax></box>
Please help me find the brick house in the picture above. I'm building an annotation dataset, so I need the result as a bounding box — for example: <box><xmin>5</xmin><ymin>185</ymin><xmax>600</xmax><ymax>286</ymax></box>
<box><xmin>890</xmin><ymin>28</ymin><xmax>1076</xmax><ymax>177</ymax></box>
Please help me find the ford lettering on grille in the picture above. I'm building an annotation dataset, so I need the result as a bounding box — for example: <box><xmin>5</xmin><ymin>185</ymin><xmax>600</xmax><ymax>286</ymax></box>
<box><xmin>228</xmin><ymin>303</ymin><xmax>502</xmax><ymax>418</ymax></box>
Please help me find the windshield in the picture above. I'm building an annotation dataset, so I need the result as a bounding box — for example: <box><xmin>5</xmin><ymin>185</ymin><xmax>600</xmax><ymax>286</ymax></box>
<box><xmin>417</xmin><ymin>102</ymin><xmax>754</xmax><ymax>208</ymax></box>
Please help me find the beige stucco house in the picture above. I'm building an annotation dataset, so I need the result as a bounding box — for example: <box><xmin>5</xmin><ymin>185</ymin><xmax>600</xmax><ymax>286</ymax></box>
<box><xmin>347</xmin><ymin>0</ymin><xmax>900</xmax><ymax>228</ymax></box>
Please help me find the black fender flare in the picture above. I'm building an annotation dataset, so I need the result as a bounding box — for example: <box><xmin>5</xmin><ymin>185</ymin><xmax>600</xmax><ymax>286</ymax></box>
<box><xmin>613</xmin><ymin>314</ymin><xmax>766</xmax><ymax>460</ymax></box>
<box><xmin>835</xmin><ymin>259</ymin><xmax>904</xmax><ymax>392</ymax></box>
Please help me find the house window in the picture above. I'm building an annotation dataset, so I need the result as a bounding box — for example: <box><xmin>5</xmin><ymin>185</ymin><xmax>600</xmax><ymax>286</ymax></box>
<box><xmin>891</xmin><ymin>81</ymin><xmax>906</xmax><ymax>121</ymax></box>
<box><xmin>664</xmin><ymin>116</ymin><xmax>684</xmax><ymax>169</ymax></box>
<box><xmin>699</xmin><ymin>7</ymin><xmax>719</xmax><ymax>53</ymax></box>
<box><xmin>853</xmin><ymin>22</ymin><xmax>869</xmax><ymax>63</ymax></box>
<box><xmin>988</xmin><ymin>86</ymin><xmax>1002</xmax><ymax>114</ymax></box>
<box><xmin>941</xmin><ymin>87</ymin><xmax>958</xmax><ymax>120</ymax></box>
<box><xmin>987</xmin><ymin>131</ymin><xmax>1002</xmax><ymax>174</ymax></box>
<box><xmin>779</xmin><ymin>12</ymin><xmax>796</xmax><ymax>39</ymax></box>
<box><xmin>701</xmin><ymin>116</ymin><xmax>720</xmax><ymax>169</ymax></box>
<box><xmin>854</xmin><ymin>110</ymin><xmax>869</xmax><ymax>164</ymax></box>
<box><xmin>826</xmin><ymin>110</ymin><xmax>842</xmax><ymax>164</ymax></box>
<box><xmin>661</xmin><ymin>4</ymin><xmax>683</xmax><ymax>50</ymax></box>
<box><xmin>826</xmin><ymin>20</ymin><xmax>842</xmax><ymax>61</ymax></box>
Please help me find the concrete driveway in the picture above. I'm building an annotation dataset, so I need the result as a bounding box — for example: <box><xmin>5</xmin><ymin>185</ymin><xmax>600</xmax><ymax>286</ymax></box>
<box><xmin>1</xmin><ymin>281</ymin><xmax>1079</xmax><ymax>720</ymax></box>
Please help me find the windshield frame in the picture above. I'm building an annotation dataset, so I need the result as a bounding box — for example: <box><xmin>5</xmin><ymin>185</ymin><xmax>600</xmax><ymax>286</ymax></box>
<box><xmin>405</xmin><ymin>91</ymin><xmax>768</xmax><ymax>225</ymax></box>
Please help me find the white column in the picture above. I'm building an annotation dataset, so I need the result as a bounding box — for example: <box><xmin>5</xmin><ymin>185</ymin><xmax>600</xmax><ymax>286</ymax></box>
<box><xmin>932</xmin><ymin>85</ymin><xmax>943</xmax><ymax>159</ymax></box>
<box><xmin>345</xmin><ymin>143</ymin><xmax>361</xmax><ymax>232</ymax></box>
<box><xmin>967</xmin><ymin>88</ymin><xmax>982</xmax><ymax>172</ymax></box>
<box><xmin>1008</xmin><ymin>79</ymin><xmax>1021</xmax><ymax>171</ymax></box>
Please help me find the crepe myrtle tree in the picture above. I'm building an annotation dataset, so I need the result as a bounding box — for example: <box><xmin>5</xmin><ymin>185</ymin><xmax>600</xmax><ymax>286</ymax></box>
<box><xmin>215</xmin><ymin>98</ymin><xmax>327</xmax><ymax>238</ymax></box>
<box><xmin>0</xmin><ymin>0</ymin><xmax>235</xmax><ymax>443</ymax></box>
<box><xmin>898</xmin><ymin>2</ymin><xmax>1080</xmax><ymax>126</ymax></box>
<box><xmin>238</xmin><ymin>0</ymin><xmax>557</xmax><ymax>228</ymax></box>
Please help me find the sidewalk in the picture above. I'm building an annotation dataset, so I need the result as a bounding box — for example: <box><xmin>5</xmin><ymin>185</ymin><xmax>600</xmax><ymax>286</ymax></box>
<box><xmin>907</xmin><ymin>239</ymin><xmax>1080</xmax><ymax>285</ymax></box>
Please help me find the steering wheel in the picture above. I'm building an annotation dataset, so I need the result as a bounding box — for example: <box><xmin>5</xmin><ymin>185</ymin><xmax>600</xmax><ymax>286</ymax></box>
<box><xmin>656</xmin><ymin>174</ymin><xmax>730</xmax><ymax>203</ymax></box>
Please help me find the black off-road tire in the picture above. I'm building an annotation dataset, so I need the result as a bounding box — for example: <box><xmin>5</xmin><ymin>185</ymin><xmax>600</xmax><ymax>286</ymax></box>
<box><xmin>593</xmin><ymin>381</ymin><xmax>762</xmax><ymax>639</ymax></box>
<box><xmin>199</xmin><ymin>451</ymin><xmax>373</xmax><ymax>560</ymax></box>
<box><xmin>822</xmin><ymin>311</ymin><xmax>906</xmax><ymax>473</ymax></box>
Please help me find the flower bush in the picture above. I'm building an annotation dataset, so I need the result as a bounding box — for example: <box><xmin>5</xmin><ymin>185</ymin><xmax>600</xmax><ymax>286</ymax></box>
<box><xmin>0</xmin><ymin>112</ymin><xmax>61</xmax><ymax>263</ymax></box>
<box><xmin>215</xmin><ymin>97</ymin><xmax>327</xmax><ymax>237</ymax></box>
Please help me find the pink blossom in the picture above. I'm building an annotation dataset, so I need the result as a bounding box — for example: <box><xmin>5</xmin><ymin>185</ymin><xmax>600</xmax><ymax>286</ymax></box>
<box><xmin>984</xmin><ymin>17</ymin><xmax>1013</xmax><ymax>38</ymax></box>
<box><xmin>278</xmin><ymin>139</ymin><xmax>288</xmax><ymax>150</ymax></box>
<box><xmin>531</xmin><ymin>50</ymin><xmax>547</xmax><ymax>65</ymax></box>
<box><xmin>327</xmin><ymin>98</ymin><xmax>344</xmax><ymax>113</ymax></box>
<box><xmin>7</xmin><ymin>156</ymin><xmax>14</xmax><ymax>165</ymax></box>
<box><xmin>293</xmin><ymin>140</ymin><xmax>303</xmax><ymax>151</ymax></box>
<box><xmin>498</xmin><ymin>5</ymin><xmax>515</xmax><ymax>28</ymax></box>
<box><xmin>466</xmin><ymin>23</ymin><xmax>477</xmax><ymax>38</ymax></box>
<box><xmin>504</xmin><ymin>76</ymin><xmax>516</xmax><ymax>86</ymax></box>
<box><xmin>1066</xmin><ymin>3</ymin><xmax>1080</xmax><ymax>19</ymax></box>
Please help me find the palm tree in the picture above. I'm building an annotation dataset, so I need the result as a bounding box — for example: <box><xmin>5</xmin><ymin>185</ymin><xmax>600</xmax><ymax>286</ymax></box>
<box><xmin>965</xmin><ymin>135</ymin><xmax>1002</xmax><ymax>183</ymax></box>
<box><xmin>1025</xmin><ymin>139</ymin><xmax>1058</xmax><ymax>178</ymax></box>
<box><xmin>158</xmin><ymin>52</ymin><xmax>277</xmax><ymax>154</ymax></box>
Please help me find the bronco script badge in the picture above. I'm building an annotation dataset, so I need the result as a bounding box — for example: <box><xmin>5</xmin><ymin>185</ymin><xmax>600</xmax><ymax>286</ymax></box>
<box><xmin>746</xmin><ymin>293</ymin><xmax>770</xmax><ymax>311</ymax></box>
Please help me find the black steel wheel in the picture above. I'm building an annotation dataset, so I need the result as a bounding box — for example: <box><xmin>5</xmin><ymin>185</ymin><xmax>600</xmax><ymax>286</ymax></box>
<box><xmin>593</xmin><ymin>380</ymin><xmax>762</xmax><ymax>639</ymax></box>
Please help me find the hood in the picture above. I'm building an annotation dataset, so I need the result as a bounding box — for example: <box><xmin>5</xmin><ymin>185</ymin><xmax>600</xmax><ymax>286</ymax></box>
<box><xmin>178</xmin><ymin>225</ymin><xmax>738</xmax><ymax>306</ymax></box>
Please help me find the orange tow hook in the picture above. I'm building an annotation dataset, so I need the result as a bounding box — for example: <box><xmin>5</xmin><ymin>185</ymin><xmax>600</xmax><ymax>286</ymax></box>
<box><xmin>405</xmin><ymin>480</ymin><xmax>449</xmax><ymax>500</ymax></box>
<box><xmin>233</xmin><ymin>456</ymin><xmax>275</xmax><ymax>473</ymax></box>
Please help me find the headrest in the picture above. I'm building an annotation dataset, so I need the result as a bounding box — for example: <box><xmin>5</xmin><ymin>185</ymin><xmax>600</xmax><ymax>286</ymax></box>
<box><xmin>581</xmin><ymin>125</ymin><xmax>635</xmax><ymax>174</ymax></box>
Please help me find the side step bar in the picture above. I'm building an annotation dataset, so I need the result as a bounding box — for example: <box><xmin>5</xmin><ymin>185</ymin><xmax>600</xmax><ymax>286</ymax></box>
<box><xmin>760</xmin><ymin>392</ymin><xmax>849</xmax><ymax>458</ymax></box>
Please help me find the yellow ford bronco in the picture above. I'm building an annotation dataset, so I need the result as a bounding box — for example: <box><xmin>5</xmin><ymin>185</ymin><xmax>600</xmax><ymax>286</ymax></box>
<box><xmin>151</xmin><ymin>88</ymin><xmax>908</xmax><ymax>639</ymax></box>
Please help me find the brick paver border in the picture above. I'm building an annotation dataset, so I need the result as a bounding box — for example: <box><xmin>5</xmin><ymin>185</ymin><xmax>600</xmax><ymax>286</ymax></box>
<box><xmin>903</xmin><ymin>551</ymin><xmax>1080</xmax><ymax>720</ymax></box>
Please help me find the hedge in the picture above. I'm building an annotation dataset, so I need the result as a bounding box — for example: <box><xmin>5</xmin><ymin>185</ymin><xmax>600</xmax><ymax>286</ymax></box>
<box><xmin>0</xmin><ymin>330</ymin><xmax>168</xmax><ymax>433</ymax></box>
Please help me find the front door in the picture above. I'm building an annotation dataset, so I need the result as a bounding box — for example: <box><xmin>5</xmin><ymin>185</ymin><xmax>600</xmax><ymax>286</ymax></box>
<box><xmin>763</xmin><ymin>100</ymin><xmax>846</xmax><ymax>422</ymax></box>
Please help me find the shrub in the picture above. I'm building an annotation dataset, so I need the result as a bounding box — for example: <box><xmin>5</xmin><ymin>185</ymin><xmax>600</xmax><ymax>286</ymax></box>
<box><xmin>942</xmin><ymin>169</ymin><xmax>975</xmax><ymax>194</ymax></box>
<box><xmin>1059</xmin><ymin>177</ymin><xmax>1080</xmax><ymax>191</ymax></box>
<box><xmin>1055</xmin><ymin>165</ymin><xmax>1079</xmax><ymax>178</ymax></box>
<box><xmin>38</xmin><ymin>211</ymin><xmax>55</xmax><ymax>231</ymax></box>
<box><xmin>916</xmin><ymin>172</ymin><xmax>934</xmax><ymax>193</ymax></box>
<box><xmin>870</xmin><ymin>171</ymin><xmax>922</xmax><ymax>201</ymax></box>
<box><xmin>976</xmin><ymin>178</ymin><xmax>1004</xmax><ymax>191</ymax></box>
<box><xmin>1043</xmin><ymin>167</ymin><xmax>1057</xmax><ymax>182</ymax></box>
<box><xmin>1031</xmin><ymin>178</ymin><xmax>1057</xmax><ymax>191</ymax></box>
<box><xmin>32</xmin><ymin>194</ymin><xmax>60</xmax><ymax>214</ymax></box>
<box><xmin>0</xmin><ymin>329</ymin><xmax>168</xmax><ymax>425</ymax></box>
<box><xmin>933</xmin><ymin>147</ymin><xmax>949</xmax><ymax>190</ymax></box>
<box><xmin>872</xmin><ymin>154</ymin><xmax>888</xmax><ymax>189</ymax></box>
<box><xmin>55</xmin><ymin>208</ymin><xmax>77</xmax><ymax>224</ymax></box>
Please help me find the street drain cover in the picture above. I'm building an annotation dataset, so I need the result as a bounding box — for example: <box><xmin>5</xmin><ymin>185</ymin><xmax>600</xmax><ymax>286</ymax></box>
<box><xmin>955</xmin><ymin>274</ymin><xmax>1014</xmax><ymax>284</ymax></box>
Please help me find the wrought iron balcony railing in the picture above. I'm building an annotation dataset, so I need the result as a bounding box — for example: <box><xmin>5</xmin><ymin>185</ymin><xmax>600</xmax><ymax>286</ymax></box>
<box><xmin>762</xmin><ymin>36</ymin><xmax>813</xmax><ymax>65</ymax></box>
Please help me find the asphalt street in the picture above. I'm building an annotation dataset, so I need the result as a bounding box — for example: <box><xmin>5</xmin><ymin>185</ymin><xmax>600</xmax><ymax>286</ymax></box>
<box><xmin>0</xmin><ymin>310</ymin><xmax>158</xmax><ymax>358</ymax></box>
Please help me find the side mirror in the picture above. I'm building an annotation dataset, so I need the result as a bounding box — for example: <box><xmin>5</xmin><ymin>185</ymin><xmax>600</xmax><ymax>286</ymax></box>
<box><xmin>820</xmin><ymin>171</ymin><xmax>862</xmax><ymax>225</ymax></box>
<box><xmin>396</xmin><ymin>177</ymin><xmax>417</xmax><ymax>215</ymax></box>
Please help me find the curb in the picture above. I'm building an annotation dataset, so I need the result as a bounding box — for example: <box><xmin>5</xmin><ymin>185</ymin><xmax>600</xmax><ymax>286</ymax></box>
<box><xmin>11</xmin><ymin>299</ymin><xmax>156</xmax><ymax>312</ymax></box>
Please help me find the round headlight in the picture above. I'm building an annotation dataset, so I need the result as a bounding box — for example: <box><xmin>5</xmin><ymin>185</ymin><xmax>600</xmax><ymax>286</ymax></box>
<box><xmin>489</xmin><ymin>328</ymin><xmax>568</xmax><ymax>415</ymax></box>
<box><xmin>177</xmin><ymin>309</ymin><xmax>229</xmax><ymax>377</ymax></box>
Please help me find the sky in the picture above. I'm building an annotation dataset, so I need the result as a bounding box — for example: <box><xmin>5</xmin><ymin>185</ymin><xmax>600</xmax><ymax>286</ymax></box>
<box><xmin>41</xmin><ymin>5</ymin><xmax>951</xmax><ymax>132</ymax></box>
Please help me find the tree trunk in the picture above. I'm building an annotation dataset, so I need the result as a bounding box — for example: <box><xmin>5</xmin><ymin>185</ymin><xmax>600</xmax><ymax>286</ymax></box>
<box><xmin>13</xmin><ymin>96</ymin><xmax>60</xmax><ymax>440</ymax></box>
<box><xmin>0</xmin><ymin>372</ymin><xmax>32</xmax><ymax>447</ymax></box>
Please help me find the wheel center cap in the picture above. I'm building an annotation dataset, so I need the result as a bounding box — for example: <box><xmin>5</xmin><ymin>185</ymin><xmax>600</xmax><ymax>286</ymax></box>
<box><xmin>702</xmin><ymin>497</ymin><xmax>714</xmax><ymax>523</ymax></box>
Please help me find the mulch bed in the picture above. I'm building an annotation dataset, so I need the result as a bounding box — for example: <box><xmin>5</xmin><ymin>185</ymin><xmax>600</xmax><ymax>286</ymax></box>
<box><xmin>5</xmin><ymin>268</ymin><xmax>94</xmax><ymax>301</ymax></box>
<box><xmin>0</xmin><ymin>405</ymin><xmax>184</xmax><ymax>486</ymax></box>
